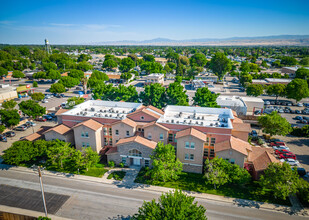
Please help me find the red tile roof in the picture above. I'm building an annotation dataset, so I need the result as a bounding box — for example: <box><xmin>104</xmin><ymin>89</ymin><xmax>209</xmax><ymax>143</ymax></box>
<box><xmin>232</xmin><ymin>123</ymin><xmax>251</xmax><ymax>132</ymax></box>
<box><xmin>250</xmin><ymin>148</ymin><xmax>278</xmax><ymax>172</ymax></box>
<box><xmin>106</xmin><ymin>147</ymin><xmax>118</xmax><ymax>155</ymax></box>
<box><xmin>43</xmin><ymin>124</ymin><xmax>71</xmax><ymax>135</ymax></box>
<box><xmin>175</xmin><ymin>127</ymin><xmax>206</xmax><ymax>142</ymax></box>
<box><xmin>112</xmin><ymin>118</ymin><xmax>137</xmax><ymax>128</ymax></box>
<box><xmin>142</xmin><ymin>121</ymin><xmax>169</xmax><ymax>131</ymax></box>
<box><xmin>72</xmin><ymin>119</ymin><xmax>103</xmax><ymax>131</ymax></box>
<box><xmin>215</xmin><ymin>136</ymin><xmax>252</xmax><ymax>156</ymax></box>
<box><xmin>55</xmin><ymin>108</ymin><xmax>69</xmax><ymax>116</ymax></box>
<box><xmin>116</xmin><ymin>136</ymin><xmax>157</xmax><ymax>149</ymax></box>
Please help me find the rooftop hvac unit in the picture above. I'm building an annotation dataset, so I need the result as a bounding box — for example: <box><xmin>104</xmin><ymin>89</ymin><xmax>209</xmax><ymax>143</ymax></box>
<box><xmin>201</xmin><ymin>122</ymin><xmax>203</xmax><ymax>125</ymax></box>
<box><xmin>184</xmin><ymin>120</ymin><xmax>186</xmax><ymax>122</ymax></box>
<box><xmin>117</xmin><ymin>113</ymin><xmax>120</xmax><ymax>117</ymax></box>
<box><xmin>85</xmin><ymin>108</ymin><xmax>87</xmax><ymax>111</ymax></box>
<box><xmin>215</xmin><ymin>122</ymin><xmax>218</xmax><ymax>126</ymax></box>
<box><xmin>116</xmin><ymin>110</ymin><xmax>119</xmax><ymax>113</ymax></box>
<box><xmin>196</xmin><ymin>121</ymin><xmax>199</xmax><ymax>124</ymax></box>
<box><xmin>105</xmin><ymin>114</ymin><xmax>108</xmax><ymax>117</ymax></box>
<box><xmin>176</xmin><ymin>121</ymin><xmax>179</xmax><ymax>124</ymax></box>
<box><xmin>100</xmin><ymin>109</ymin><xmax>103</xmax><ymax>112</ymax></box>
<box><xmin>109</xmin><ymin>114</ymin><xmax>112</xmax><ymax>117</ymax></box>
<box><xmin>197</xmin><ymin>117</ymin><xmax>200</xmax><ymax>120</ymax></box>
<box><xmin>80</xmin><ymin>111</ymin><xmax>83</xmax><ymax>114</ymax></box>
<box><xmin>171</xmin><ymin>119</ymin><xmax>174</xmax><ymax>123</ymax></box>
<box><xmin>210</xmin><ymin>123</ymin><xmax>213</xmax><ymax>126</ymax></box>
<box><xmin>91</xmin><ymin>108</ymin><xmax>95</xmax><ymax>111</ymax></box>
<box><xmin>188</xmin><ymin>116</ymin><xmax>191</xmax><ymax>119</ymax></box>
<box><xmin>94</xmin><ymin>113</ymin><xmax>97</xmax><ymax>116</ymax></box>
<box><xmin>202</xmin><ymin>116</ymin><xmax>204</xmax><ymax>120</ymax></box>
<box><xmin>76</xmin><ymin>113</ymin><xmax>79</xmax><ymax>115</ymax></box>
<box><xmin>166</xmin><ymin>120</ymin><xmax>169</xmax><ymax>123</ymax></box>
<box><xmin>104</xmin><ymin>109</ymin><xmax>107</xmax><ymax>112</ymax></box>
<box><xmin>221</xmin><ymin>124</ymin><xmax>225</xmax><ymax>127</ymax></box>
<box><xmin>83</xmin><ymin>112</ymin><xmax>87</xmax><ymax>116</ymax></box>
<box><xmin>98</xmin><ymin>113</ymin><xmax>101</xmax><ymax>117</ymax></box>
<box><xmin>123</xmin><ymin>110</ymin><xmax>125</xmax><ymax>113</ymax></box>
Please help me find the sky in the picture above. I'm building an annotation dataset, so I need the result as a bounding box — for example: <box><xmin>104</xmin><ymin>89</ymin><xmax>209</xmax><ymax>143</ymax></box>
<box><xmin>0</xmin><ymin>0</ymin><xmax>309</xmax><ymax>44</ymax></box>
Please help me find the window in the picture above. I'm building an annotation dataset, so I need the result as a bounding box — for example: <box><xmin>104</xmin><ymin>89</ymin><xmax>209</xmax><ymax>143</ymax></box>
<box><xmin>85</xmin><ymin>132</ymin><xmax>88</xmax><ymax>137</ymax></box>
<box><xmin>86</xmin><ymin>143</ymin><xmax>90</xmax><ymax>147</ymax></box>
<box><xmin>126</xmin><ymin>131</ymin><xmax>130</xmax><ymax>137</ymax></box>
<box><xmin>145</xmin><ymin>160</ymin><xmax>150</xmax><ymax>167</ymax></box>
<box><xmin>138</xmin><ymin>128</ymin><xmax>141</xmax><ymax>131</ymax></box>
<box><xmin>140</xmin><ymin>116</ymin><xmax>144</xmax><ymax>120</ymax></box>
<box><xmin>168</xmin><ymin>133</ymin><xmax>173</xmax><ymax>142</ymax></box>
<box><xmin>174</xmin><ymin>134</ymin><xmax>177</xmax><ymax>143</ymax></box>
<box><xmin>159</xmin><ymin>133</ymin><xmax>164</xmax><ymax>140</ymax></box>
<box><xmin>210</xmin><ymin>149</ymin><xmax>215</xmax><ymax>157</ymax></box>
<box><xmin>82</xmin><ymin>142</ymin><xmax>85</xmax><ymax>147</ymax></box>
<box><xmin>204</xmin><ymin>148</ymin><xmax>209</xmax><ymax>157</ymax></box>
<box><xmin>210</xmin><ymin>138</ymin><xmax>216</xmax><ymax>147</ymax></box>
<box><xmin>190</xmin><ymin>154</ymin><xmax>194</xmax><ymax>160</ymax></box>
<box><xmin>148</xmin><ymin>133</ymin><xmax>152</xmax><ymax>140</ymax></box>
<box><xmin>103</xmin><ymin>128</ymin><xmax>107</xmax><ymax>136</ymax></box>
<box><xmin>230</xmin><ymin>159</ymin><xmax>235</xmax><ymax>164</ymax></box>
<box><xmin>109</xmin><ymin>128</ymin><xmax>112</xmax><ymax>136</ymax></box>
<box><xmin>205</xmin><ymin>137</ymin><xmax>209</xmax><ymax>146</ymax></box>
<box><xmin>129</xmin><ymin>149</ymin><xmax>142</xmax><ymax>157</ymax></box>
<box><xmin>122</xmin><ymin>157</ymin><xmax>126</xmax><ymax>165</ymax></box>
<box><xmin>104</xmin><ymin>138</ymin><xmax>108</xmax><ymax>146</ymax></box>
<box><xmin>190</xmin><ymin>142</ymin><xmax>195</xmax><ymax>149</ymax></box>
<box><xmin>109</xmin><ymin>138</ymin><xmax>112</xmax><ymax>146</ymax></box>
<box><xmin>115</xmin><ymin>130</ymin><xmax>119</xmax><ymax>136</ymax></box>
<box><xmin>81</xmin><ymin>132</ymin><xmax>84</xmax><ymax>137</ymax></box>
<box><xmin>185</xmin><ymin>153</ymin><xmax>189</xmax><ymax>160</ymax></box>
<box><xmin>185</xmin><ymin>142</ymin><xmax>190</xmax><ymax>148</ymax></box>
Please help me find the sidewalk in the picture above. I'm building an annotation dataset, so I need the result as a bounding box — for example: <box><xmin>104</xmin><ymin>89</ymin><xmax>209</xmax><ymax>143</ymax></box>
<box><xmin>1</xmin><ymin>163</ymin><xmax>308</xmax><ymax>216</ymax></box>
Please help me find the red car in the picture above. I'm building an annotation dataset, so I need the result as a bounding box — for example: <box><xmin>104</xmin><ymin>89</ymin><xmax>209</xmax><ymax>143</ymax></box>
<box><xmin>279</xmin><ymin>153</ymin><xmax>297</xmax><ymax>160</ymax></box>
<box><xmin>270</xmin><ymin>141</ymin><xmax>286</xmax><ymax>147</ymax></box>
<box><xmin>36</xmin><ymin>117</ymin><xmax>47</xmax><ymax>122</ymax></box>
<box><xmin>275</xmin><ymin>149</ymin><xmax>291</xmax><ymax>155</ymax></box>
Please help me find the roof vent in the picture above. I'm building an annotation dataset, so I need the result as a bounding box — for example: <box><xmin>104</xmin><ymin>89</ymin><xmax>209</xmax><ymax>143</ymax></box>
<box><xmin>94</xmin><ymin>113</ymin><xmax>97</xmax><ymax>116</ymax></box>
<box><xmin>80</xmin><ymin>111</ymin><xmax>83</xmax><ymax>114</ymax></box>
<box><xmin>166</xmin><ymin>120</ymin><xmax>169</xmax><ymax>123</ymax></box>
<box><xmin>210</xmin><ymin>123</ymin><xmax>213</xmax><ymax>126</ymax></box>
<box><xmin>105</xmin><ymin>114</ymin><xmax>108</xmax><ymax>117</ymax></box>
<box><xmin>77</xmin><ymin>113</ymin><xmax>79</xmax><ymax>115</ymax></box>
<box><xmin>110</xmin><ymin>114</ymin><xmax>112</xmax><ymax>117</ymax></box>
<box><xmin>123</xmin><ymin>110</ymin><xmax>125</xmax><ymax>113</ymax></box>
<box><xmin>196</xmin><ymin>121</ymin><xmax>199</xmax><ymax>124</ymax></box>
<box><xmin>188</xmin><ymin>116</ymin><xmax>191</xmax><ymax>119</ymax></box>
<box><xmin>176</xmin><ymin>121</ymin><xmax>179</xmax><ymax>124</ymax></box>
<box><xmin>83</xmin><ymin>112</ymin><xmax>87</xmax><ymax>116</ymax></box>
<box><xmin>91</xmin><ymin>107</ymin><xmax>95</xmax><ymax>111</ymax></box>
<box><xmin>116</xmin><ymin>110</ymin><xmax>119</xmax><ymax>113</ymax></box>
<box><xmin>201</xmin><ymin>121</ymin><xmax>203</xmax><ymax>125</ymax></box>
<box><xmin>100</xmin><ymin>109</ymin><xmax>103</xmax><ymax>112</ymax></box>
<box><xmin>98</xmin><ymin>113</ymin><xmax>101</xmax><ymax>117</ymax></box>
<box><xmin>197</xmin><ymin>117</ymin><xmax>200</xmax><ymax>120</ymax></box>
<box><xmin>202</xmin><ymin>116</ymin><xmax>204</xmax><ymax>120</ymax></box>
<box><xmin>85</xmin><ymin>108</ymin><xmax>88</xmax><ymax>111</ymax></box>
<box><xmin>104</xmin><ymin>110</ymin><xmax>107</xmax><ymax>112</ymax></box>
<box><xmin>171</xmin><ymin>119</ymin><xmax>174</xmax><ymax>123</ymax></box>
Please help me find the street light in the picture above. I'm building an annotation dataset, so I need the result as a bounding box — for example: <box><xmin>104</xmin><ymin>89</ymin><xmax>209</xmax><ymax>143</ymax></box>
<box><xmin>37</xmin><ymin>166</ymin><xmax>48</xmax><ymax>218</ymax></box>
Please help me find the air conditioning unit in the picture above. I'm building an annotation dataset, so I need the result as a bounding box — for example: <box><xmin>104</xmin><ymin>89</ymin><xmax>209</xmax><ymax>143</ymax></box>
<box><xmin>123</xmin><ymin>110</ymin><xmax>125</xmax><ymax>113</ymax></box>
<box><xmin>197</xmin><ymin>117</ymin><xmax>200</xmax><ymax>120</ymax></box>
<box><xmin>105</xmin><ymin>114</ymin><xmax>108</xmax><ymax>117</ymax></box>
<box><xmin>91</xmin><ymin>107</ymin><xmax>95</xmax><ymax>111</ymax></box>
<box><xmin>166</xmin><ymin>120</ymin><xmax>169</xmax><ymax>123</ymax></box>
<box><xmin>210</xmin><ymin>123</ymin><xmax>213</xmax><ymax>126</ymax></box>
<box><xmin>202</xmin><ymin>116</ymin><xmax>204</xmax><ymax>120</ymax></box>
<box><xmin>176</xmin><ymin>121</ymin><xmax>179</xmax><ymax>124</ymax></box>
<box><xmin>100</xmin><ymin>109</ymin><xmax>103</xmax><ymax>112</ymax></box>
<box><xmin>171</xmin><ymin>119</ymin><xmax>174</xmax><ymax>123</ymax></box>
<box><xmin>201</xmin><ymin>122</ymin><xmax>203</xmax><ymax>125</ymax></box>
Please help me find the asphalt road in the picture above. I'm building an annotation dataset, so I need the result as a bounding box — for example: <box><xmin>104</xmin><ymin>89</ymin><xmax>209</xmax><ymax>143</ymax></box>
<box><xmin>0</xmin><ymin>169</ymin><xmax>306</xmax><ymax>220</ymax></box>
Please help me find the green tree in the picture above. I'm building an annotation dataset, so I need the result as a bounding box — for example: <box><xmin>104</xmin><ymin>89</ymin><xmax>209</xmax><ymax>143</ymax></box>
<box><xmin>140</xmin><ymin>83</ymin><xmax>167</xmax><ymax>109</ymax></box>
<box><xmin>102</xmin><ymin>59</ymin><xmax>118</xmax><ymax>70</ymax></box>
<box><xmin>280</xmin><ymin>56</ymin><xmax>297</xmax><ymax>66</ymax></box>
<box><xmin>259</xmin><ymin>163</ymin><xmax>300</xmax><ymax>200</ymax></box>
<box><xmin>179</xmin><ymin>56</ymin><xmax>190</xmax><ymax>66</ymax></box>
<box><xmin>246</xmin><ymin>84</ymin><xmax>264</xmax><ymax>97</ymax></box>
<box><xmin>0</xmin><ymin>67</ymin><xmax>8</xmax><ymax>76</ymax></box>
<box><xmin>46</xmin><ymin>69</ymin><xmax>61</xmax><ymax>80</ymax></box>
<box><xmin>209</xmin><ymin>52</ymin><xmax>232</xmax><ymax>80</ymax></box>
<box><xmin>12</xmin><ymin>70</ymin><xmax>25</xmax><ymax>79</ymax></box>
<box><xmin>272</xmin><ymin>60</ymin><xmax>281</xmax><ymax>68</ymax></box>
<box><xmin>33</xmin><ymin>81</ymin><xmax>38</xmax><ymax>87</ymax></box>
<box><xmin>66</xmin><ymin>96</ymin><xmax>85</xmax><ymax>108</ymax></box>
<box><xmin>295</xmin><ymin>67</ymin><xmax>309</xmax><ymax>79</ymax></box>
<box><xmin>120</xmin><ymin>72</ymin><xmax>132</xmax><ymax>81</ymax></box>
<box><xmin>59</xmin><ymin>76</ymin><xmax>80</xmax><ymax>89</ymax></box>
<box><xmin>119</xmin><ymin>57</ymin><xmax>135</xmax><ymax>72</ymax></box>
<box><xmin>190</xmin><ymin>53</ymin><xmax>207</xmax><ymax>67</ymax></box>
<box><xmin>149</xmin><ymin>142</ymin><xmax>183</xmax><ymax>182</ymax></box>
<box><xmin>31</xmin><ymin>92</ymin><xmax>45</xmax><ymax>101</ymax></box>
<box><xmin>204</xmin><ymin>158</ymin><xmax>229</xmax><ymax>189</ymax></box>
<box><xmin>286</xmin><ymin>79</ymin><xmax>309</xmax><ymax>102</ymax></box>
<box><xmin>82</xmin><ymin>147</ymin><xmax>100</xmax><ymax>171</ymax></box>
<box><xmin>0</xmin><ymin>124</ymin><xmax>5</xmax><ymax>134</ymax></box>
<box><xmin>258</xmin><ymin>111</ymin><xmax>292</xmax><ymax>137</ymax></box>
<box><xmin>68</xmin><ymin>69</ymin><xmax>84</xmax><ymax>80</ymax></box>
<box><xmin>42</xmin><ymin>62</ymin><xmax>57</xmax><ymax>71</ymax></box>
<box><xmin>0</xmin><ymin>109</ymin><xmax>20</xmax><ymax>128</ymax></box>
<box><xmin>240</xmin><ymin>73</ymin><xmax>253</xmax><ymax>86</ymax></box>
<box><xmin>193</xmin><ymin>87</ymin><xmax>220</xmax><ymax>107</ymax></box>
<box><xmin>2</xmin><ymin>99</ymin><xmax>17</xmax><ymax>110</ymax></box>
<box><xmin>300</xmin><ymin>57</ymin><xmax>309</xmax><ymax>66</ymax></box>
<box><xmin>2</xmin><ymin>141</ymin><xmax>36</xmax><ymax>165</ymax></box>
<box><xmin>133</xmin><ymin>190</ymin><xmax>207</xmax><ymax>220</ymax></box>
<box><xmin>77</xmin><ymin>54</ymin><xmax>92</xmax><ymax>62</ymax></box>
<box><xmin>19</xmin><ymin>100</ymin><xmax>45</xmax><ymax>119</ymax></box>
<box><xmin>77</xmin><ymin>61</ymin><xmax>93</xmax><ymax>71</ymax></box>
<box><xmin>47</xmin><ymin>140</ymin><xmax>74</xmax><ymax>168</ymax></box>
<box><xmin>266</xmin><ymin>84</ymin><xmax>286</xmax><ymax>101</ymax></box>
<box><xmin>140</xmin><ymin>61</ymin><xmax>163</xmax><ymax>74</ymax></box>
<box><xmin>166</xmin><ymin>81</ymin><xmax>189</xmax><ymax>106</ymax></box>
<box><xmin>50</xmin><ymin>83</ymin><xmax>66</xmax><ymax>94</ymax></box>
<box><xmin>33</xmin><ymin>71</ymin><xmax>46</xmax><ymax>80</ymax></box>
<box><xmin>143</xmin><ymin>54</ymin><xmax>155</xmax><ymax>62</ymax></box>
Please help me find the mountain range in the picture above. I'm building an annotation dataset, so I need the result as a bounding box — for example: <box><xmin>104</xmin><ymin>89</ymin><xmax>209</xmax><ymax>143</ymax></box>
<box><xmin>89</xmin><ymin>35</ymin><xmax>309</xmax><ymax>46</ymax></box>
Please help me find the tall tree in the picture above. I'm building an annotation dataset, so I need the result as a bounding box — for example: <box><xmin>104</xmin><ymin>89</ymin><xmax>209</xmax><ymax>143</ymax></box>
<box><xmin>0</xmin><ymin>109</ymin><xmax>20</xmax><ymax>128</ymax></box>
<box><xmin>68</xmin><ymin>69</ymin><xmax>84</xmax><ymax>80</ymax></box>
<box><xmin>143</xmin><ymin>54</ymin><xmax>155</xmax><ymax>62</ymax></box>
<box><xmin>12</xmin><ymin>70</ymin><xmax>25</xmax><ymax>79</ymax></box>
<box><xmin>19</xmin><ymin>100</ymin><xmax>45</xmax><ymax>119</ymax></box>
<box><xmin>246</xmin><ymin>84</ymin><xmax>264</xmax><ymax>97</ymax></box>
<box><xmin>59</xmin><ymin>76</ymin><xmax>80</xmax><ymax>89</ymax></box>
<box><xmin>133</xmin><ymin>190</ymin><xmax>207</xmax><ymax>220</ymax></box>
<box><xmin>209</xmin><ymin>52</ymin><xmax>232</xmax><ymax>80</ymax></box>
<box><xmin>286</xmin><ymin>79</ymin><xmax>309</xmax><ymax>102</ymax></box>
<box><xmin>193</xmin><ymin>87</ymin><xmax>219</xmax><ymax>107</ymax></box>
<box><xmin>77</xmin><ymin>61</ymin><xmax>93</xmax><ymax>71</ymax></box>
<box><xmin>50</xmin><ymin>83</ymin><xmax>66</xmax><ymax>94</ymax></box>
<box><xmin>47</xmin><ymin>140</ymin><xmax>74</xmax><ymax>168</ymax></box>
<box><xmin>140</xmin><ymin>83</ymin><xmax>167</xmax><ymax>109</ymax></box>
<box><xmin>190</xmin><ymin>53</ymin><xmax>207</xmax><ymax>67</ymax></box>
<box><xmin>46</xmin><ymin>69</ymin><xmax>61</xmax><ymax>80</ymax></box>
<box><xmin>166</xmin><ymin>81</ymin><xmax>189</xmax><ymax>106</ymax></box>
<box><xmin>259</xmin><ymin>163</ymin><xmax>300</xmax><ymax>200</ymax></box>
<box><xmin>149</xmin><ymin>142</ymin><xmax>183</xmax><ymax>182</ymax></box>
<box><xmin>82</xmin><ymin>147</ymin><xmax>100</xmax><ymax>171</ymax></box>
<box><xmin>300</xmin><ymin>57</ymin><xmax>309</xmax><ymax>66</ymax></box>
<box><xmin>1</xmin><ymin>99</ymin><xmax>17</xmax><ymax>110</ymax></box>
<box><xmin>119</xmin><ymin>57</ymin><xmax>135</xmax><ymax>72</ymax></box>
<box><xmin>280</xmin><ymin>56</ymin><xmax>297</xmax><ymax>66</ymax></box>
<box><xmin>295</xmin><ymin>67</ymin><xmax>309</xmax><ymax>79</ymax></box>
<box><xmin>266</xmin><ymin>84</ymin><xmax>286</xmax><ymax>101</ymax></box>
<box><xmin>102</xmin><ymin>59</ymin><xmax>118</xmax><ymax>70</ymax></box>
<box><xmin>258</xmin><ymin>111</ymin><xmax>292</xmax><ymax>137</ymax></box>
<box><xmin>31</xmin><ymin>92</ymin><xmax>45</xmax><ymax>101</ymax></box>
<box><xmin>204</xmin><ymin>158</ymin><xmax>229</xmax><ymax>189</ymax></box>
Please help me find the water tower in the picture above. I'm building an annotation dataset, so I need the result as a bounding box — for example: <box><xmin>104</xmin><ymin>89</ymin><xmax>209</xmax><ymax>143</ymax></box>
<box><xmin>45</xmin><ymin>39</ymin><xmax>52</xmax><ymax>54</ymax></box>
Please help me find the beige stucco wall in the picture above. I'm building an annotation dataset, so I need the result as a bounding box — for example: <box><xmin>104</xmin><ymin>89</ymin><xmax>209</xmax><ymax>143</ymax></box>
<box><xmin>44</xmin><ymin>130</ymin><xmax>75</xmax><ymax>145</ymax></box>
<box><xmin>215</xmin><ymin>149</ymin><xmax>246</xmax><ymax>168</ymax></box>
<box><xmin>143</xmin><ymin>125</ymin><xmax>168</xmax><ymax>145</ymax></box>
<box><xmin>0</xmin><ymin>90</ymin><xmax>18</xmax><ymax>103</ymax></box>
<box><xmin>73</xmin><ymin>126</ymin><xmax>103</xmax><ymax>152</ymax></box>
<box><xmin>111</xmin><ymin>122</ymin><xmax>136</xmax><ymax>146</ymax></box>
<box><xmin>176</xmin><ymin>135</ymin><xmax>204</xmax><ymax>173</ymax></box>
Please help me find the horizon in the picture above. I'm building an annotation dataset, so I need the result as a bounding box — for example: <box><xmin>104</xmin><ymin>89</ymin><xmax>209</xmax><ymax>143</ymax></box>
<box><xmin>1</xmin><ymin>0</ymin><xmax>309</xmax><ymax>44</ymax></box>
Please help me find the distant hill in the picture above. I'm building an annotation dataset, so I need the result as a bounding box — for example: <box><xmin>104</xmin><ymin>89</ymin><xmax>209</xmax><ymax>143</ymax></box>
<box><xmin>91</xmin><ymin>35</ymin><xmax>309</xmax><ymax>46</ymax></box>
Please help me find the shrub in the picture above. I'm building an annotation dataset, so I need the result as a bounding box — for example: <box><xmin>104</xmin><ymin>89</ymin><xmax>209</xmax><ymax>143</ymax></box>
<box><xmin>119</xmin><ymin>162</ymin><xmax>125</xmax><ymax>168</ymax></box>
<box><xmin>290</xmin><ymin>125</ymin><xmax>309</xmax><ymax>137</ymax></box>
<box><xmin>298</xmin><ymin>179</ymin><xmax>309</xmax><ymax>207</ymax></box>
<box><xmin>108</xmin><ymin>160</ymin><xmax>115</xmax><ymax>168</ymax></box>
<box><xmin>33</xmin><ymin>81</ymin><xmax>38</xmax><ymax>87</ymax></box>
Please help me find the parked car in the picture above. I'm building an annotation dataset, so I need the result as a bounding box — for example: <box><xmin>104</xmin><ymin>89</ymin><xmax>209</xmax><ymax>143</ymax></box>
<box><xmin>287</xmin><ymin>103</ymin><xmax>292</xmax><ymax>106</ymax></box>
<box><xmin>275</xmin><ymin>149</ymin><xmax>291</xmax><ymax>155</ymax></box>
<box><xmin>48</xmin><ymin>113</ymin><xmax>56</xmax><ymax>118</ymax></box>
<box><xmin>297</xmin><ymin>103</ymin><xmax>303</xmax><ymax>107</ymax></box>
<box><xmin>284</xmin><ymin>109</ymin><xmax>290</xmax><ymax>113</ymax></box>
<box><xmin>4</xmin><ymin>131</ymin><xmax>15</xmax><ymax>137</ymax></box>
<box><xmin>296</xmin><ymin>116</ymin><xmax>303</xmax><ymax>120</ymax></box>
<box><xmin>0</xmin><ymin>134</ymin><xmax>7</xmax><ymax>142</ymax></box>
<box><xmin>42</xmin><ymin>99</ymin><xmax>48</xmax><ymax>103</ymax></box>
<box><xmin>279</xmin><ymin>153</ymin><xmax>297</xmax><ymax>160</ymax></box>
<box><xmin>254</xmin><ymin>110</ymin><xmax>261</xmax><ymax>115</ymax></box>
<box><xmin>278</xmin><ymin>109</ymin><xmax>284</xmax><ymax>113</ymax></box>
<box><xmin>14</xmin><ymin>125</ymin><xmax>27</xmax><ymax>131</ymax></box>
<box><xmin>250</xmin><ymin>130</ymin><xmax>258</xmax><ymax>137</ymax></box>
<box><xmin>280</xmin><ymin>158</ymin><xmax>300</xmax><ymax>166</ymax></box>
<box><xmin>295</xmin><ymin>167</ymin><xmax>307</xmax><ymax>177</ymax></box>
<box><xmin>36</xmin><ymin>117</ymin><xmax>47</xmax><ymax>122</ymax></box>
<box><xmin>43</xmin><ymin>115</ymin><xmax>53</xmax><ymax>120</ymax></box>
<box><xmin>273</xmin><ymin>145</ymin><xmax>290</xmax><ymax>151</ymax></box>
<box><xmin>25</xmin><ymin>121</ymin><xmax>36</xmax><ymax>127</ymax></box>
<box><xmin>270</xmin><ymin>139</ymin><xmax>284</xmax><ymax>143</ymax></box>
<box><xmin>264</xmin><ymin>101</ymin><xmax>270</xmax><ymax>105</ymax></box>
<box><xmin>296</xmin><ymin>110</ymin><xmax>302</xmax><ymax>114</ymax></box>
<box><xmin>270</xmin><ymin>141</ymin><xmax>286</xmax><ymax>147</ymax></box>
<box><xmin>270</xmin><ymin>101</ymin><xmax>275</xmax><ymax>105</ymax></box>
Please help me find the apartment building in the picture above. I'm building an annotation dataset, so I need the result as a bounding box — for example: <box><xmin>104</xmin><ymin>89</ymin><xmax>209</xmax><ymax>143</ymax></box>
<box><xmin>145</xmin><ymin>73</ymin><xmax>164</xmax><ymax>85</ymax></box>
<box><xmin>33</xmin><ymin>100</ymin><xmax>276</xmax><ymax>175</ymax></box>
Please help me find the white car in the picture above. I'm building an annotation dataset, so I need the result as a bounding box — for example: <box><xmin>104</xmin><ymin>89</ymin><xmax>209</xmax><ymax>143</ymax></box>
<box><xmin>264</xmin><ymin>101</ymin><xmax>270</xmax><ymax>105</ymax></box>
<box><xmin>26</xmin><ymin>121</ymin><xmax>36</xmax><ymax>127</ymax></box>
<box><xmin>42</xmin><ymin>99</ymin><xmax>48</xmax><ymax>103</ymax></box>
<box><xmin>280</xmin><ymin>158</ymin><xmax>300</xmax><ymax>166</ymax></box>
<box><xmin>297</xmin><ymin>103</ymin><xmax>303</xmax><ymax>107</ymax></box>
<box><xmin>273</xmin><ymin>146</ymin><xmax>290</xmax><ymax>151</ymax></box>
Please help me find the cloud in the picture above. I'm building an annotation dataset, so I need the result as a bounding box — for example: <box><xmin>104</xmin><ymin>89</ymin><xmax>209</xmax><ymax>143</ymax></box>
<box><xmin>0</xmin><ymin>20</ymin><xmax>15</xmax><ymax>25</ymax></box>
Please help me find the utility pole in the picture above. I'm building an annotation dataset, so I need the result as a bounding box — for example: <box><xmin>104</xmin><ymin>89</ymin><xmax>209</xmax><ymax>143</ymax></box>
<box><xmin>38</xmin><ymin>166</ymin><xmax>48</xmax><ymax>218</ymax></box>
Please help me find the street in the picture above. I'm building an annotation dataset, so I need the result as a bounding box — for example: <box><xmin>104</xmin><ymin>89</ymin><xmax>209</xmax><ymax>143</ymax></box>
<box><xmin>0</xmin><ymin>169</ymin><xmax>307</xmax><ymax>220</ymax></box>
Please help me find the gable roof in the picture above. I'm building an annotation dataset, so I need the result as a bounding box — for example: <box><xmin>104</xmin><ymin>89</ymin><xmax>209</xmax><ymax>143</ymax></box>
<box><xmin>252</xmin><ymin>151</ymin><xmax>278</xmax><ymax>172</ymax></box>
<box><xmin>112</xmin><ymin>117</ymin><xmax>137</xmax><ymax>128</ymax></box>
<box><xmin>142</xmin><ymin>121</ymin><xmax>169</xmax><ymax>131</ymax></box>
<box><xmin>24</xmin><ymin>132</ymin><xmax>42</xmax><ymax>141</ymax></box>
<box><xmin>232</xmin><ymin>123</ymin><xmax>251</xmax><ymax>132</ymax></box>
<box><xmin>248</xmin><ymin>146</ymin><xmax>276</xmax><ymax>162</ymax></box>
<box><xmin>106</xmin><ymin>147</ymin><xmax>118</xmax><ymax>155</ymax></box>
<box><xmin>43</xmin><ymin>124</ymin><xmax>71</xmax><ymax>135</ymax></box>
<box><xmin>147</xmin><ymin>105</ymin><xmax>164</xmax><ymax>115</ymax></box>
<box><xmin>55</xmin><ymin>108</ymin><xmax>69</xmax><ymax>116</ymax></box>
<box><xmin>215</xmin><ymin>136</ymin><xmax>252</xmax><ymax>156</ymax></box>
<box><xmin>127</xmin><ymin>106</ymin><xmax>162</xmax><ymax>119</ymax></box>
<box><xmin>116</xmin><ymin>136</ymin><xmax>157</xmax><ymax>149</ymax></box>
<box><xmin>175</xmin><ymin>127</ymin><xmax>206</xmax><ymax>142</ymax></box>
<box><xmin>72</xmin><ymin>119</ymin><xmax>103</xmax><ymax>131</ymax></box>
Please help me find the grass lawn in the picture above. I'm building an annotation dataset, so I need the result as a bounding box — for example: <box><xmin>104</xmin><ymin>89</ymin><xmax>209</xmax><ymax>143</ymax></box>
<box><xmin>135</xmin><ymin>168</ymin><xmax>291</xmax><ymax>206</ymax></box>
<box><xmin>107</xmin><ymin>171</ymin><xmax>126</xmax><ymax>181</ymax></box>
